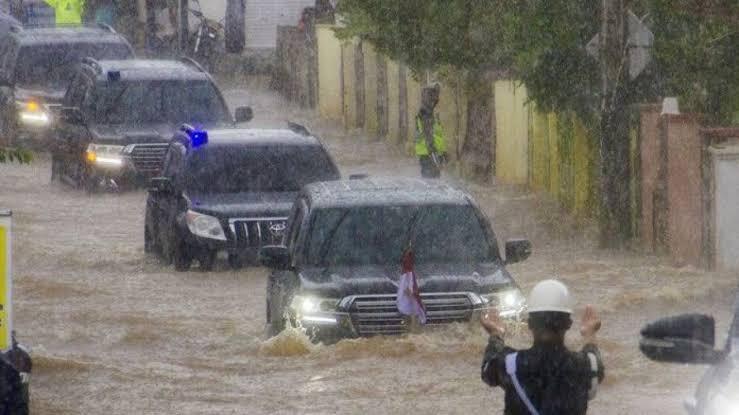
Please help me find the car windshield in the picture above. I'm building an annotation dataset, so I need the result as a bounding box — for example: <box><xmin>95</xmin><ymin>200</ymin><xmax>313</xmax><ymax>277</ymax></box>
<box><xmin>96</xmin><ymin>80</ymin><xmax>229</xmax><ymax>124</ymax></box>
<box><xmin>305</xmin><ymin>205</ymin><xmax>496</xmax><ymax>266</ymax></box>
<box><xmin>14</xmin><ymin>43</ymin><xmax>132</xmax><ymax>88</ymax></box>
<box><xmin>184</xmin><ymin>145</ymin><xmax>339</xmax><ymax>193</ymax></box>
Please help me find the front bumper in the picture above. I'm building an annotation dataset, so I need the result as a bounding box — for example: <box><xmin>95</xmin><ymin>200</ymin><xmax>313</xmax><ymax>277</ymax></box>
<box><xmin>295</xmin><ymin>301</ymin><xmax>525</xmax><ymax>343</ymax></box>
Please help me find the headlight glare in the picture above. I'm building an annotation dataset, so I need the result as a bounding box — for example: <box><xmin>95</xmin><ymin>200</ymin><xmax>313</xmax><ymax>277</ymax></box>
<box><xmin>291</xmin><ymin>295</ymin><xmax>340</xmax><ymax>314</ymax></box>
<box><xmin>185</xmin><ymin>210</ymin><xmax>226</xmax><ymax>241</ymax></box>
<box><xmin>16</xmin><ymin>100</ymin><xmax>50</xmax><ymax>126</ymax></box>
<box><xmin>482</xmin><ymin>289</ymin><xmax>525</xmax><ymax>311</ymax></box>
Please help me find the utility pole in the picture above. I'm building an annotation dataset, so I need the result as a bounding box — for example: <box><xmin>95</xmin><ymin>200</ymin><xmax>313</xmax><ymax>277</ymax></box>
<box><xmin>178</xmin><ymin>0</ymin><xmax>189</xmax><ymax>54</ymax></box>
<box><xmin>598</xmin><ymin>0</ymin><xmax>632</xmax><ymax>248</ymax></box>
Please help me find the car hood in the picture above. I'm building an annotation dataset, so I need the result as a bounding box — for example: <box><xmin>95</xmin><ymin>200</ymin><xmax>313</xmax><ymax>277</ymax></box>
<box><xmin>88</xmin><ymin>122</ymin><xmax>233</xmax><ymax>145</ymax></box>
<box><xmin>87</xmin><ymin>123</ymin><xmax>175</xmax><ymax>145</ymax></box>
<box><xmin>188</xmin><ymin>192</ymin><xmax>298</xmax><ymax>219</ymax></box>
<box><xmin>298</xmin><ymin>262</ymin><xmax>515</xmax><ymax>299</ymax></box>
<box><xmin>16</xmin><ymin>87</ymin><xmax>66</xmax><ymax>105</ymax></box>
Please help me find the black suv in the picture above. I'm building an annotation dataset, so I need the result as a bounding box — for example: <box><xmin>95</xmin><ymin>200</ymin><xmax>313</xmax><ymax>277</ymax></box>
<box><xmin>51</xmin><ymin>58</ymin><xmax>252</xmax><ymax>191</ymax></box>
<box><xmin>145</xmin><ymin>125</ymin><xmax>340</xmax><ymax>271</ymax></box>
<box><xmin>640</xmin><ymin>294</ymin><xmax>739</xmax><ymax>414</ymax></box>
<box><xmin>260</xmin><ymin>178</ymin><xmax>531</xmax><ymax>341</ymax></box>
<box><xmin>0</xmin><ymin>25</ymin><xmax>134</xmax><ymax>146</ymax></box>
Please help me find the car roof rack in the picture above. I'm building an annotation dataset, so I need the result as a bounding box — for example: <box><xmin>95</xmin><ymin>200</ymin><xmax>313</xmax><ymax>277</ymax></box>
<box><xmin>96</xmin><ymin>23</ymin><xmax>116</xmax><ymax>33</ymax></box>
<box><xmin>81</xmin><ymin>57</ymin><xmax>103</xmax><ymax>74</ymax></box>
<box><xmin>179</xmin><ymin>56</ymin><xmax>206</xmax><ymax>73</ymax></box>
<box><xmin>287</xmin><ymin>121</ymin><xmax>311</xmax><ymax>136</ymax></box>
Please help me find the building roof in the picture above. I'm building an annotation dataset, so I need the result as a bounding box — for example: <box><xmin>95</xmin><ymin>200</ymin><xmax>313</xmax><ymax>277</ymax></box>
<box><xmin>12</xmin><ymin>27</ymin><xmax>128</xmax><ymax>45</ymax></box>
<box><xmin>304</xmin><ymin>178</ymin><xmax>473</xmax><ymax>208</ymax></box>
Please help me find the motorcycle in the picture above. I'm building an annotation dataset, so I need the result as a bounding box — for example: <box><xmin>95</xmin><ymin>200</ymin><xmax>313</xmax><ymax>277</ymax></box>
<box><xmin>188</xmin><ymin>0</ymin><xmax>224</xmax><ymax>70</ymax></box>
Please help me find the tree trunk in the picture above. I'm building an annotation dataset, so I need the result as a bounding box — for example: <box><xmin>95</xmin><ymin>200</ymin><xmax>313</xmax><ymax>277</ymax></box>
<box><xmin>599</xmin><ymin>0</ymin><xmax>632</xmax><ymax>248</ymax></box>
<box><xmin>460</xmin><ymin>72</ymin><xmax>494</xmax><ymax>182</ymax></box>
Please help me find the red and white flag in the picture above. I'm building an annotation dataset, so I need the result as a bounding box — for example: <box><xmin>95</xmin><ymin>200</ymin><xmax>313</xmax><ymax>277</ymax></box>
<box><xmin>397</xmin><ymin>249</ymin><xmax>427</xmax><ymax>324</ymax></box>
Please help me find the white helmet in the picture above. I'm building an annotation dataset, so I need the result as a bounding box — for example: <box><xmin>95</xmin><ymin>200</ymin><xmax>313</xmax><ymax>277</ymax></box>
<box><xmin>527</xmin><ymin>279</ymin><xmax>573</xmax><ymax>314</ymax></box>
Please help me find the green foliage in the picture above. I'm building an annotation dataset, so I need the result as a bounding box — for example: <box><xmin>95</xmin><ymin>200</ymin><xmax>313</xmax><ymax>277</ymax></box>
<box><xmin>336</xmin><ymin>0</ymin><xmax>512</xmax><ymax>78</ymax></box>
<box><xmin>648</xmin><ymin>0</ymin><xmax>739</xmax><ymax>123</ymax></box>
<box><xmin>0</xmin><ymin>147</ymin><xmax>32</xmax><ymax>164</ymax></box>
<box><xmin>501</xmin><ymin>0</ymin><xmax>601</xmax><ymax>121</ymax></box>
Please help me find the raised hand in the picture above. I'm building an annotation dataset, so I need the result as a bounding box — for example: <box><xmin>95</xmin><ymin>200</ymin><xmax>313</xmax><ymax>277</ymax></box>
<box><xmin>580</xmin><ymin>305</ymin><xmax>602</xmax><ymax>342</ymax></box>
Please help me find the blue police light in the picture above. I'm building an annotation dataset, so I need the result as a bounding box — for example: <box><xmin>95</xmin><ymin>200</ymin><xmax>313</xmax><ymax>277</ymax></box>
<box><xmin>188</xmin><ymin>129</ymin><xmax>208</xmax><ymax>148</ymax></box>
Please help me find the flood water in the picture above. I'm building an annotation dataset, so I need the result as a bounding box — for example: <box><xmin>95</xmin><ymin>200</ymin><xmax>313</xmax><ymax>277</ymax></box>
<box><xmin>0</xmin><ymin>81</ymin><xmax>736</xmax><ymax>414</ymax></box>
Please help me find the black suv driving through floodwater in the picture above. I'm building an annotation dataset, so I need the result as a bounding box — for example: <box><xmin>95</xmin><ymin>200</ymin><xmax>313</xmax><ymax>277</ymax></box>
<box><xmin>145</xmin><ymin>125</ymin><xmax>340</xmax><ymax>271</ymax></box>
<box><xmin>641</xmin><ymin>292</ymin><xmax>739</xmax><ymax>414</ymax></box>
<box><xmin>260</xmin><ymin>178</ymin><xmax>532</xmax><ymax>341</ymax></box>
<box><xmin>0</xmin><ymin>25</ymin><xmax>134</xmax><ymax>147</ymax></box>
<box><xmin>51</xmin><ymin>58</ymin><xmax>252</xmax><ymax>191</ymax></box>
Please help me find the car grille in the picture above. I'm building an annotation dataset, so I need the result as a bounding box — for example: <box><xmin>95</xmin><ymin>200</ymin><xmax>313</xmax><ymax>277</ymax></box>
<box><xmin>348</xmin><ymin>292</ymin><xmax>474</xmax><ymax>336</ymax></box>
<box><xmin>229</xmin><ymin>217</ymin><xmax>288</xmax><ymax>248</ymax></box>
<box><xmin>128</xmin><ymin>144</ymin><xmax>168</xmax><ymax>175</ymax></box>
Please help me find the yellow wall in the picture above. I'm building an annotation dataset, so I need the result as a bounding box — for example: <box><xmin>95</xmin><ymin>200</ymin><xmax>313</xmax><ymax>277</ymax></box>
<box><xmin>494</xmin><ymin>81</ymin><xmax>530</xmax><ymax>184</ymax></box>
<box><xmin>406</xmin><ymin>73</ymin><xmax>422</xmax><ymax>154</ymax></box>
<box><xmin>573</xmin><ymin>118</ymin><xmax>595</xmax><ymax>215</ymax></box>
<box><xmin>386</xmin><ymin>59</ymin><xmax>400</xmax><ymax>143</ymax></box>
<box><xmin>363</xmin><ymin>42</ymin><xmax>379</xmax><ymax>135</ymax></box>
<box><xmin>529</xmin><ymin>108</ymin><xmax>550</xmax><ymax>191</ymax></box>
<box><xmin>341</xmin><ymin>41</ymin><xmax>357</xmax><ymax>129</ymax></box>
<box><xmin>316</xmin><ymin>25</ymin><xmax>342</xmax><ymax>121</ymax></box>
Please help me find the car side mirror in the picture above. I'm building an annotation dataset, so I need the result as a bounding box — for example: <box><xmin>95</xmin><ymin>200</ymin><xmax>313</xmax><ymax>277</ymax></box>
<box><xmin>259</xmin><ymin>245</ymin><xmax>290</xmax><ymax>270</ymax></box>
<box><xmin>505</xmin><ymin>239</ymin><xmax>531</xmax><ymax>265</ymax></box>
<box><xmin>640</xmin><ymin>314</ymin><xmax>725</xmax><ymax>364</ymax></box>
<box><xmin>60</xmin><ymin>107</ymin><xmax>85</xmax><ymax>125</ymax></box>
<box><xmin>234</xmin><ymin>106</ymin><xmax>253</xmax><ymax>123</ymax></box>
<box><xmin>149</xmin><ymin>177</ymin><xmax>173</xmax><ymax>194</ymax></box>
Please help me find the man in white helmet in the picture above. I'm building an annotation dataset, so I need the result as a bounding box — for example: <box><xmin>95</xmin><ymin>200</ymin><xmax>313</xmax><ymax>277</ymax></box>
<box><xmin>480</xmin><ymin>279</ymin><xmax>604</xmax><ymax>415</ymax></box>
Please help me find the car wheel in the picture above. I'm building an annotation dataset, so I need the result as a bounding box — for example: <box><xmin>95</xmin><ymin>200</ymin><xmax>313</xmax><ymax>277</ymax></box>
<box><xmin>173</xmin><ymin>238</ymin><xmax>192</xmax><ymax>272</ymax></box>
<box><xmin>50</xmin><ymin>154</ymin><xmax>60</xmax><ymax>182</ymax></box>
<box><xmin>228</xmin><ymin>254</ymin><xmax>246</xmax><ymax>269</ymax></box>
<box><xmin>198</xmin><ymin>250</ymin><xmax>217</xmax><ymax>271</ymax></box>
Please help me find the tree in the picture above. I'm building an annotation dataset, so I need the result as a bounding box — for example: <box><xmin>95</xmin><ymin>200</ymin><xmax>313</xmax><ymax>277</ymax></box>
<box><xmin>0</xmin><ymin>147</ymin><xmax>31</xmax><ymax>164</ymax></box>
<box><xmin>649</xmin><ymin>0</ymin><xmax>739</xmax><ymax>123</ymax></box>
<box><xmin>336</xmin><ymin>0</ymin><xmax>512</xmax><ymax>181</ymax></box>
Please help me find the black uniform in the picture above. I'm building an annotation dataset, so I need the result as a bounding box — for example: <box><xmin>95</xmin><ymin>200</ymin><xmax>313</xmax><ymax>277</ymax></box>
<box><xmin>0</xmin><ymin>357</ymin><xmax>26</xmax><ymax>415</ymax></box>
<box><xmin>481</xmin><ymin>336</ymin><xmax>604</xmax><ymax>415</ymax></box>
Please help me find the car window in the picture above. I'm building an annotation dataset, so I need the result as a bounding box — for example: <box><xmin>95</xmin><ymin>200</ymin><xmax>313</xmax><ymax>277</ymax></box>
<box><xmin>183</xmin><ymin>145</ymin><xmax>340</xmax><ymax>194</ymax></box>
<box><xmin>64</xmin><ymin>73</ymin><xmax>86</xmax><ymax>107</ymax></box>
<box><xmin>96</xmin><ymin>80</ymin><xmax>230</xmax><ymax>124</ymax></box>
<box><xmin>0</xmin><ymin>39</ymin><xmax>14</xmax><ymax>82</ymax></box>
<box><xmin>305</xmin><ymin>205</ymin><xmax>497</xmax><ymax>267</ymax></box>
<box><xmin>14</xmin><ymin>42</ymin><xmax>132</xmax><ymax>89</ymax></box>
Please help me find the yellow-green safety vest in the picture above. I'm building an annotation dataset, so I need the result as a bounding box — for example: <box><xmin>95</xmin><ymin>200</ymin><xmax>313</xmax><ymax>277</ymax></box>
<box><xmin>415</xmin><ymin>115</ymin><xmax>447</xmax><ymax>156</ymax></box>
<box><xmin>45</xmin><ymin>0</ymin><xmax>85</xmax><ymax>25</ymax></box>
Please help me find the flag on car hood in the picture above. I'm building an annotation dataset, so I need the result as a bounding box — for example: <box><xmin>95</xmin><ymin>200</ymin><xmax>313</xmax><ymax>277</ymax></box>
<box><xmin>397</xmin><ymin>249</ymin><xmax>427</xmax><ymax>324</ymax></box>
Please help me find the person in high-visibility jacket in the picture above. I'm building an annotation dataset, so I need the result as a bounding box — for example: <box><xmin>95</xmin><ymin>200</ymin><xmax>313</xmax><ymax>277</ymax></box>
<box><xmin>45</xmin><ymin>0</ymin><xmax>85</xmax><ymax>25</ymax></box>
<box><xmin>415</xmin><ymin>83</ymin><xmax>447</xmax><ymax>178</ymax></box>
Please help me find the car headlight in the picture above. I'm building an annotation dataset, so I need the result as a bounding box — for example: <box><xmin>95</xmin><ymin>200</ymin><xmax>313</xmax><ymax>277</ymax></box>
<box><xmin>185</xmin><ymin>210</ymin><xmax>227</xmax><ymax>241</ymax></box>
<box><xmin>86</xmin><ymin>143</ymin><xmax>125</xmax><ymax>166</ymax></box>
<box><xmin>16</xmin><ymin>100</ymin><xmax>50</xmax><ymax>126</ymax></box>
<box><xmin>291</xmin><ymin>295</ymin><xmax>340</xmax><ymax>314</ymax></box>
<box><xmin>482</xmin><ymin>289</ymin><xmax>526</xmax><ymax>316</ymax></box>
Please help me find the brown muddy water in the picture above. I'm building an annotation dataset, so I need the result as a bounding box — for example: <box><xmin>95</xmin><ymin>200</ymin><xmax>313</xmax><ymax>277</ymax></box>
<box><xmin>0</xmin><ymin>83</ymin><xmax>736</xmax><ymax>414</ymax></box>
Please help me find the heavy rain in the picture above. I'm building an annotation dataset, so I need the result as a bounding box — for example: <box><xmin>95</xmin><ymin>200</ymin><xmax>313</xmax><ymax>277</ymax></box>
<box><xmin>0</xmin><ymin>1</ymin><xmax>737</xmax><ymax>414</ymax></box>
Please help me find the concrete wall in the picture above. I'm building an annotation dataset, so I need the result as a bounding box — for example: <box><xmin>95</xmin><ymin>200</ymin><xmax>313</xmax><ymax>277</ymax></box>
<box><xmin>639</xmin><ymin>106</ymin><xmax>662</xmax><ymax>250</ymax></box>
<box><xmin>362</xmin><ymin>42</ymin><xmax>379</xmax><ymax>136</ymax></box>
<box><xmin>386</xmin><ymin>59</ymin><xmax>401</xmax><ymax>143</ymax></box>
<box><xmin>316</xmin><ymin>25</ymin><xmax>342</xmax><ymax>121</ymax></box>
<box><xmin>665</xmin><ymin>114</ymin><xmax>704</xmax><ymax>267</ymax></box>
<box><xmin>710</xmin><ymin>145</ymin><xmax>739</xmax><ymax>270</ymax></box>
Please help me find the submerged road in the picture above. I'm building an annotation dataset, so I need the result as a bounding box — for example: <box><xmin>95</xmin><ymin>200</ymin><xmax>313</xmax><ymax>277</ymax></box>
<box><xmin>0</xmin><ymin>81</ymin><xmax>735</xmax><ymax>414</ymax></box>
